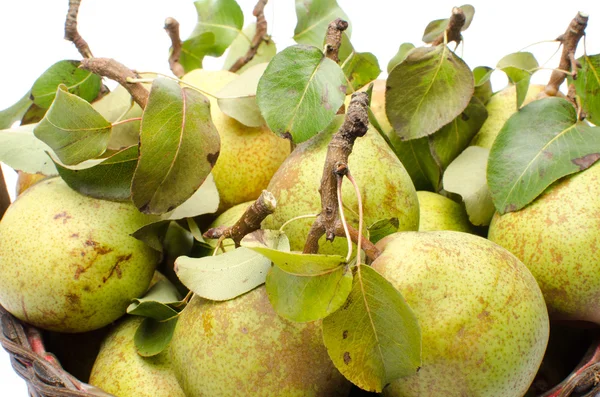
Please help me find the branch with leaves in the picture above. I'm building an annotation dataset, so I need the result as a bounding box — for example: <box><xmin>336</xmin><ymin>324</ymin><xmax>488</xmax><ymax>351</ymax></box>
<box><xmin>431</xmin><ymin>7</ymin><xmax>466</xmax><ymax>46</ymax></box>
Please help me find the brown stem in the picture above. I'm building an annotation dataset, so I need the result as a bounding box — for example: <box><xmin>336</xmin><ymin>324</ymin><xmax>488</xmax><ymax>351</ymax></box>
<box><xmin>229</xmin><ymin>0</ymin><xmax>270</xmax><ymax>73</ymax></box>
<box><xmin>80</xmin><ymin>58</ymin><xmax>149</xmax><ymax>108</ymax></box>
<box><xmin>431</xmin><ymin>7</ymin><xmax>466</xmax><ymax>46</ymax></box>
<box><xmin>0</xmin><ymin>168</ymin><xmax>10</xmax><ymax>219</ymax></box>
<box><xmin>204</xmin><ymin>190</ymin><xmax>277</xmax><ymax>247</ymax></box>
<box><xmin>303</xmin><ymin>92</ymin><xmax>380</xmax><ymax>261</ymax></box>
<box><xmin>545</xmin><ymin>12</ymin><xmax>588</xmax><ymax>96</ymax></box>
<box><xmin>324</xmin><ymin>18</ymin><xmax>349</xmax><ymax>64</ymax></box>
<box><xmin>164</xmin><ymin>17</ymin><xmax>185</xmax><ymax>78</ymax></box>
<box><xmin>64</xmin><ymin>0</ymin><xmax>93</xmax><ymax>58</ymax></box>
<box><xmin>335</xmin><ymin>223</ymin><xmax>380</xmax><ymax>262</ymax></box>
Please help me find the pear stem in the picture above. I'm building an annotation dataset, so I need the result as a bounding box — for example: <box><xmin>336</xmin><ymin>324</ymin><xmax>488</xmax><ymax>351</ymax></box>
<box><xmin>229</xmin><ymin>0</ymin><xmax>270</xmax><ymax>73</ymax></box>
<box><xmin>64</xmin><ymin>0</ymin><xmax>93</xmax><ymax>59</ymax></box>
<box><xmin>164</xmin><ymin>17</ymin><xmax>185</xmax><ymax>78</ymax></box>
<box><xmin>336</xmin><ymin>174</ymin><xmax>353</xmax><ymax>262</ymax></box>
<box><xmin>346</xmin><ymin>171</ymin><xmax>363</xmax><ymax>264</ymax></box>
<box><xmin>431</xmin><ymin>7</ymin><xmax>465</xmax><ymax>46</ymax></box>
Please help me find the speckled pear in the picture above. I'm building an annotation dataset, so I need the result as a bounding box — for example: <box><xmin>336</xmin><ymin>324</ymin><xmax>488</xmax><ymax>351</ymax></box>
<box><xmin>417</xmin><ymin>191</ymin><xmax>473</xmax><ymax>233</ymax></box>
<box><xmin>372</xmin><ymin>231</ymin><xmax>549</xmax><ymax>397</ymax></box>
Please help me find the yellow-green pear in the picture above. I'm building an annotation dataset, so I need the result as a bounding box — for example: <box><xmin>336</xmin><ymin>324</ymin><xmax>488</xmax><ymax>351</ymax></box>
<box><xmin>372</xmin><ymin>231</ymin><xmax>549</xmax><ymax>397</ymax></box>
<box><xmin>417</xmin><ymin>191</ymin><xmax>473</xmax><ymax>233</ymax></box>
<box><xmin>169</xmin><ymin>286</ymin><xmax>351</xmax><ymax>396</ymax></box>
<box><xmin>263</xmin><ymin>118</ymin><xmax>419</xmax><ymax>254</ymax></box>
<box><xmin>488</xmin><ymin>161</ymin><xmax>600</xmax><ymax>323</ymax></box>
<box><xmin>15</xmin><ymin>170</ymin><xmax>47</xmax><ymax>196</ymax></box>
<box><xmin>89</xmin><ymin>316</ymin><xmax>185</xmax><ymax>397</ymax></box>
<box><xmin>0</xmin><ymin>177</ymin><xmax>159</xmax><ymax>332</ymax></box>
<box><xmin>470</xmin><ymin>84</ymin><xmax>546</xmax><ymax>149</ymax></box>
<box><xmin>181</xmin><ymin>69</ymin><xmax>290</xmax><ymax>212</ymax></box>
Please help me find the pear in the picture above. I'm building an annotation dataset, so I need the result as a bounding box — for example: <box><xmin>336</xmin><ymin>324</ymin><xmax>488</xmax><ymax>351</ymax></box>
<box><xmin>0</xmin><ymin>177</ymin><xmax>159</xmax><ymax>332</ymax></box>
<box><xmin>488</xmin><ymin>161</ymin><xmax>600</xmax><ymax>323</ymax></box>
<box><xmin>89</xmin><ymin>316</ymin><xmax>185</xmax><ymax>397</ymax></box>
<box><xmin>470</xmin><ymin>84</ymin><xmax>546</xmax><ymax>149</ymax></box>
<box><xmin>169</xmin><ymin>286</ymin><xmax>351</xmax><ymax>396</ymax></box>
<box><xmin>417</xmin><ymin>191</ymin><xmax>473</xmax><ymax>233</ymax></box>
<box><xmin>263</xmin><ymin>117</ymin><xmax>419</xmax><ymax>254</ymax></box>
<box><xmin>15</xmin><ymin>170</ymin><xmax>47</xmax><ymax>196</ymax></box>
<box><xmin>181</xmin><ymin>69</ymin><xmax>290</xmax><ymax>212</ymax></box>
<box><xmin>372</xmin><ymin>231</ymin><xmax>549</xmax><ymax>397</ymax></box>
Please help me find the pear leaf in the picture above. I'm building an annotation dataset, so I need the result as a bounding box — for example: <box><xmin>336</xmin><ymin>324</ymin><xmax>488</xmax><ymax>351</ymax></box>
<box><xmin>422</xmin><ymin>5</ymin><xmax>475</xmax><ymax>44</ymax></box>
<box><xmin>473</xmin><ymin>66</ymin><xmax>494</xmax><ymax>104</ymax></box>
<box><xmin>131</xmin><ymin>77</ymin><xmax>220</xmax><ymax>215</ymax></box>
<box><xmin>323</xmin><ymin>265</ymin><xmax>422</xmax><ymax>392</ymax></box>
<box><xmin>387</xmin><ymin>136</ymin><xmax>434</xmax><ymax>191</ymax></box>
<box><xmin>223</xmin><ymin>23</ymin><xmax>277</xmax><ymax>73</ymax></box>
<box><xmin>367</xmin><ymin>218</ymin><xmax>399</xmax><ymax>244</ymax></box>
<box><xmin>0</xmin><ymin>124</ymin><xmax>57</xmax><ymax>175</ymax></box>
<box><xmin>21</xmin><ymin>104</ymin><xmax>47</xmax><ymax>126</ymax></box>
<box><xmin>569</xmin><ymin>54</ymin><xmax>600</xmax><ymax>125</ymax></box>
<box><xmin>216</xmin><ymin>63</ymin><xmax>268</xmax><ymax>127</ymax></box>
<box><xmin>257</xmin><ymin>45</ymin><xmax>347</xmax><ymax>143</ymax></box>
<box><xmin>188</xmin><ymin>0</ymin><xmax>243</xmax><ymax>57</ymax></box>
<box><xmin>386</xmin><ymin>45</ymin><xmax>474</xmax><ymax>140</ymax></box>
<box><xmin>293</xmin><ymin>0</ymin><xmax>351</xmax><ymax>48</ymax></box>
<box><xmin>186</xmin><ymin>218</ymin><xmax>210</xmax><ymax>245</ymax></box>
<box><xmin>488</xmin><ymin>97</ymin><xmax>600</xmax><ymax>214</ymax></box>
<box><xmin>164</xmin><ymin>173</ymin><xmax>219</xmax><ymax>220</ymax></box>
<box><xmin>163</xmin><ymin>222</ymin><xmax>195</xmax><ymax>259</ymax></box>
<box><xmin>497</xmin><ymin>52</ymin><xmax>538</xmax><ymax>108</ymax></box>
<box><xmin>443</xmin><ymin>146</ymin><xmax>495</xmax><ymax>226</ymax></box>
<box><xmin>342</xmin><ymin>52</ymin><xmax>381</xmax><ymax>94</ymax></box>
<box><xmin>265</xmin><ymin>264</ymin><xmax>353</xmax><ymax>323</ymax></box>
<box><xmin>53</xmin><ymin>145</ymin><xmax>138</xmax><ymax>201</ymax></box>
<box><xmin>134</xmin><ymin>316</ymin><xmax>179</xmax><ymax>357</ymax></box>
<box><xmin>131</xmin><ymin>220</ymin><xmax>171</xmax><ymax>253</ymax></box>
<box><xmin>127</xmin><ymin>279</ymin><xmax>182</xmax><ymax>321</ymax></box>
<box><xmin>179</xmin><ymin>32</ymin><xmax>215</xmax><ymax>73</ymax></box>
<box><xmin>387</xmin><ymin>43</ymin><xmax>415</xmax><ymax>74</ymax></box>
<box><xmin>243</xmin><ymin>246</ymin><xmax>346</xmax><ymax>276</ymax></box>
<box><xmin>0</xmin><ymin>91</ymin><xmax>33</xmax><ymax>129</ymax></box>
<box><xmin>34</xmin><ymin>86</ymin><xmax>112</xmax><ymax>166</ymax></box>
<box><xmin>31</xmin><ymin>60</ymin><xmax>102</xmax><ymax>109</ymax></box>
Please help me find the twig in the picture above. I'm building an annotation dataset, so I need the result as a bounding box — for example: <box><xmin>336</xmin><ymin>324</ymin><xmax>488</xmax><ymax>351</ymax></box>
<box><xmin>204</xmin><ymin>190</ymin><xmax>277</xmax><ymax>248</ymax></box>
<box><xmin>432</xmin><ymin>7</ymin><xmax>466</xmax><ymax>46</ymax></box>
<box><xmin>545</xmin><ymin>12</ymin><xmax>588</xmax><ymax>96</ymax></box>
<box><xmin>64</xmin><ymin>0</ymin><xmax>93</xmax><ymax>58</ymax></box>
<box><xmin>164</xmin><ymin>17</ymin><xmax>185</xmax><ymax>78</ymax></box>
<box><xmin>324</xmin><ymin>18</ymin><xmax>349</xmax><ymax>64</ymax></box>
<box><xmin>0</xmin><ymin>168</ymin><xmax>10</xmax><ymax>219</ymax></box>
<box><xmin>229</xmin><ymin>0</ymin><xmax>270</xmax><ymax>73</ymax></box>
<box><xmin>80</xmin><ymin>58</ymin><xmax>149</xmax><ymax>108</ymax></box>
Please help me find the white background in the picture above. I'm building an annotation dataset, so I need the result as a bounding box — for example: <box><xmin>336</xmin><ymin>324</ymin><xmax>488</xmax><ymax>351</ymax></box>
<box><xmin>1</xmin><ymin>0</ymin><xmax>599</xmax><ymax>395</ymax></box>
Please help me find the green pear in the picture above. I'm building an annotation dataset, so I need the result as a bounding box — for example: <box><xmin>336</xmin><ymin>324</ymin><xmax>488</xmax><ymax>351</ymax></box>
<box><xmin>417</xmin><ymin>191</ymin><xmax>473</xmax><ymax>233</ymax></box>
<box><xmin>263</xmin><ymin>117</ymin><xmax>419</xmax><ymax>254</ymax></box>
<box><xmin>372</xmin><ymin>231</ymin><xmax>549</xmax><ymax>397</ymax></box>
<box><xmin>0</xmin><ymin>177</ymin><xmax>159</xmax><ymax>332</ymax></box>
<box><xmin>488</xmin><ymin>161</ymin><xmax>600</xmax><ymax>323</ymax></box>
<box><xmin>89</xmin><ymin>315</ymin><xmax>185</xmax><ymax>397</ymax></box>
<box><xmin>470</xmin><ymin>84</ymin><xmax>546</xmax><ymax>149</ymax></box>
<box><xmin>181</xmin><ymin>69</ymin><xmax>290</xmax><ymax>212</ymax></box>
<box><xmin>169</xmin><ymin>286</ymin><xmax>351</xmax><ymax>396</ymax></box>
<box><xmin>15</xmin><ymin>170</ymin><xmax>47</xmax><ymax>196</ymax></box>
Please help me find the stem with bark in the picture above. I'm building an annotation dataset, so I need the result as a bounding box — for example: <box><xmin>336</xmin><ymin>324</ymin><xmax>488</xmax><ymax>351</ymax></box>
<box><xmin>229</xmin><ymin>0</ymin><xmax>270</xmax><ymax>73</ymax></box>
<box><xmin>164</xmin><ymin>17</ymin><xmax>185</xmax><ymax>78</ymax></box>
<box><xmin>64</xmin><ymin>0</ymin><xmax>93</xmax><ymax>58</ymax></box>
<box><xmin>432</xmin><ymin>7</ymin><xmax>466</xmax><ymax>46</ymax></box>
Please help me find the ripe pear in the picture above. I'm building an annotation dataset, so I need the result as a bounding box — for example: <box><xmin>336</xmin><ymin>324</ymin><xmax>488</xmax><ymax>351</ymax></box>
<box><xmin>169</xmin><ymin>286</ymin><xmax>351</xmax><ymax>396</ymax></box>
<box><xmin>16</xmin><ymin>170</ymin><xmax>47</xmax><ymax>196</ymax></box>
<box><xmin>263</xmin><ymin>118</ymin><xmax>419</xmax><ymax>254</ymax></box>
<box><xmin>0</xmin><ymin>177</ymin><xmax>159</xmax><ymax>332</ymax></box>
<box><xmin>488</xmin><ymin>161</ymin><xmax>600</xmax><ymax>323</ymax></box>
<box><xmin>89</xmin><ymin>315</ymin><xmax>185</xmax><ymax>397</ymax></box>
<box><xmin>372</xmin><ymin>231</ymin><xmax>549</xmax><ymax>397</ymax></box>
<box><xmin>417</xmin><ymin>191</ymin><xmax>473</xmax><ymax>233</ymax></box>
<box><xmin>181</xmin><ymin>69</ymin><xmax>290</xmax><ymax>212</ymax></box>
<box><xmin>470</xmin><ymin>84</ymin><xmax>546</xmax><ymax>149</ymax></box>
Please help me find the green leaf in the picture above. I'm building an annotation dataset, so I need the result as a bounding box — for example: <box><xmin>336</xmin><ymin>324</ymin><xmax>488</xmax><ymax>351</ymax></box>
<box><xmin>265</xmin><ymin>264</ymin><xmax>352</xmax><ymax>322</ymax></box>
<box><xmin>163</xmin><ymin>221</ymin><xmax>195</xmax><ymax>259</ymax></box>
<box><xmin>443</xmin><ymin>146</ymin><xmax>495</xmax><ymax>226</ymax></box>
<box><xmin>223</xmin><ymin>23</ymin><xmax>277</xmax><ymax>73</ymax></box>
<box><xmin>422</xmin><ymin>5</ymin><xmax>475</xmax><ymax>44</ymax></box>
<box><xmin>244</xmin><ymin>248</ymin><xmax>346</xmax><ymax>276</ymax></box>
<box><xmin>323</xmin><ymin>265</ymin><xmax>421</xmax><ymax>392</ymax></box>
<box><xmin>342</xmin><ymin>52</ymin><xmax>381</xmax><ymax>93</ymax></box>
<box><xmin>497</xmin><ymin>52</ymin><xmax>538</xmax><ymax>108</ymax></box>
<box><xmin>31</xmin><ymin>60</ymin><xmax>102</xmax><ymax>109</ymax></box>
<box><xmin>134</xmin><ymin>316</ymin><xmax>178</xmax><ymax>357</ymax></box>
<box><xmin>0</xmin><ymin>124</ymin><xmax>57</xmax><ymax>175</ymax></box>
<box><xmin>216</xmin><ymin>63</ymin><xmax>268</xmax><ymax>127</ymax></box>
<box><xmin>367</xmin><ymin>218</ymin><xmax>399</xmax><ymax>244</ymax></box>
<box><xmin>473</xmin><ymin>66</ymin><xmax>494</xmax><ymax>104</ymax></box>
<box><xmin>386</xmin><ymin>45</ymin><xmax>474</xmax><ymax>140</ymax></box>
<box><xmin>164</xmin><ymin>173</ymin><xmax>219</xmax><ymax>220</ymax></box>
<box><xmin>21</xmin><ymin>104</ymin><xmax>47</xmax><ymax>126</ymax></box>
<box><xmin>293</xmin><ymin>0</ymin><xmax>351</xmax><ymax>48</ymax></box>
<box><xmin>131</xmin><ymin>78</ymin><xmax>220</xmax><ymax>215</ymax></box>
<box><xmin>0</xmin><ymin>91</ymin><xmax>33</xmax><ymax>129</ymax></box>
<box><xmin>257</xmin><ymin>45</ymin><xmax>347</xmax><ymax>143</ymax></box>
<box><xmin>570</xmin><ymin>54</ymin><xmax>600</xmax><ymax>125</ymax></box>
<box><xmin>131</xmin><ymin>220</ymin><xmax>170</xmax><ymax>253</ymax></box>
<box><xmin>34</xmin><ymin>86</ymin><xmax>112</xmax><ymax>165</ymax></box>
<box><xmin>180</xmin><ymin>32</ymin><xmax>215</xmax><ymax>73</ymax></box>
<box><xmin>127</xmin><ymin>279</ymin><xmax>182</xmax><ymax>321</ymax></box>
<box><xmin>188</xmin><ymin>0</ymin><xmax>243</xmax><ymax>57</ymax></box>
<box><xmin>488</xmin><ymin>97</ymin><xmax>600</xmax><ymax>214</ymax></box>
<box><xmin>54</xmin><ymin>145</ymin><xmax>137</xmax><ymax>201</ymax></box>
<box><xmin>387</xmin><ymin>43</ymin><xmax>415</xmax><ymax>74</ymax></box>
